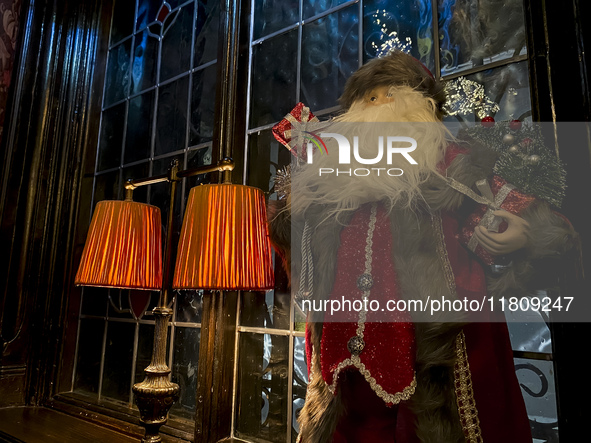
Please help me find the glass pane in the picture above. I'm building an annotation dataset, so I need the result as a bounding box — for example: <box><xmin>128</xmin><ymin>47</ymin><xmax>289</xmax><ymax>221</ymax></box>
<box><xmin>301</xmin><ymin>5</ymin><xmax>359</xmax><ymax>111</ymax></box>
<box><xmin>108</xmin><ymin>289</ymin><xmax>134</xmax><ymax>319</ymax></box>
<box><xmin>81</xmin><ymin>287</ymin><xmax>108</xmax><ymax>317</ymax></box>
<box><xmin>93</xmin><ymin>170</ymin><xmax>121</xmax><ymax>203</ymax></box>
<box><xmin>104</xmin><ymin>40</ymin><xmax>132</xmax><ymax>106</ymax></box>
<box><xmin>250</xmin><ymin>30</ymin><xmax>298</xmax><ymax>128</ymax></box>
<box><xmin>438</xmin><ymin>0</ymin><xmax>527</xmax><ymax>76</ymax></box>
<box><xmin>155</xmin><ymin>75</ymin><xmax>190</xmax><ymax>156</ymax></box>
<box><xmin>150</xmin><ymin>154</ymin><xmax>184</xmax><ymax>235</ymax></box>
<box><xmin>292</xmin><ymin>336</ymin><xmax>308</xmax><ymax>439</ymax></box>
<box><xmin>514</xmin><ymin>358</ymin><xmax>559</xmax><ymax>442</ymax></box>
<box><xmin>102</xmin><ymin>321</ymin><xmax>135</xmax><ymax>402</ymax></box>
<box><xmin>235</xmin><ymin>333</ymin><xmax>289</xmax><ymax>443</ymax></box>
<box><xmin>303</xmin><ymin>0</ymin><xmax>349</xmax><ymax>20</ymax></box>
<box><xmin>170</xmin><ymin>326</ymin><xmax>201</xmax><ymax>419</ymax></box>
<box><xmin>134</xmin><ymin>324</ymin><xmax>155</xmax><ymax>384</ymax></box>
<box><xmin>189</xmin><ymin>65</ymin><xmax>217</xmax><ymax>146</ymax></box>
<box><xmin>132</xmin><ymin>30</ymin><xmax>159</xmax><ymax>94</ymax></box>
<box><xmin>175</xmin><ymin>290</ymin><xmax>203</xmax><ymax>323</ymax></box>
<box><xmin>161</xmin><ymin>3</ymin><xmax>195</xmax><ymax>82</ymax></box>
<box><xmin>125</xmin><ymin>92</ymin><xmax>154</xmax><ymax>165</ymax></box>
<box><xmin>110</xmin><ymin>0</ymin><xmax>136</xmax><ymax>45</ymax></box>
<box><xmin>241</xmin><ymin>290</ymin><xmax>290</xmax><ymax>330</ymax></box>
<box><xmin>185</xmin><ymin>146</ymin><xmax>212</xmax><ymax>197</ymax></box>
<box><xmin>74</xmin><ymin>318</ymin><xmax>105</xmax><ymax>394</ymax></box>
<box><xmin>98</xmin><ymin>102</ymin><xmax>126</xmax><ymax>171</ymax></box>
<box><xmin>444</xmin><ymin>61</ymin><xmax>532</xmax><ymax>127</ymax></box>
<box><xmin>137</xmin><ymin>0</ymin><xmax>161</xmax><ymax>31</ymax></box>
<box><xmin>253</xmin><ymin>0</ymin><xmax>299</xmax><ymax>40</ymax></box>
<box><xmin>194</xmin><ymin>0</ymin><xmax>220</xmax><ymax>66</ymax></box>
<box><xmin>506</xmin><ymin>308</ymin><xmax>552</xmax><ymax>354</ymax></box>
<box><xmin>364</xmin><ymin>0</ymin><xmax>434</xmax><ymax>71</ymax></box>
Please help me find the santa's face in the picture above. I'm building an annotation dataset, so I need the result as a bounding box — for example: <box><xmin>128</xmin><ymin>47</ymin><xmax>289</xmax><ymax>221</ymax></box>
<box><xmin>364</xmin><ymin>86</ymin><xmax>395</xmax><ymax>107</ymax></box>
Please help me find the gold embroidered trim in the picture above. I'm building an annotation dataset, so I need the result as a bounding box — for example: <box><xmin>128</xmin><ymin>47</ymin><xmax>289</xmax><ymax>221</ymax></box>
<box><xmin>431</xmin><ymin>212</ymin><xmax>458</xmax><ymax>298</ymax></box>
<box><xmin>356</xmin><ymin>203</ymin><xmax>378</xmax><ymax>338</ymax></box>
<box><xmin>328</xmin><ymin>355</ymin><xmax>417</xmax><ymax>404</ymax></box>
<box><xmin>454</xmin><ymin>330</ymin><xmax>484</xmax><ymax>443</ymax></box>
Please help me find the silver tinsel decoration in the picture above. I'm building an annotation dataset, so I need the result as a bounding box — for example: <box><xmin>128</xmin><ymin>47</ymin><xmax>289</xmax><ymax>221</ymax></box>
<box><xmin>443</xmin><ymin>77</ymin><xmax>500</xmax><ymax>119</ymax></box>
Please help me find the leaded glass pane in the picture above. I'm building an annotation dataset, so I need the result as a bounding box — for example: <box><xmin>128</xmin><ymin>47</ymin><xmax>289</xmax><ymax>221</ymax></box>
<box><xmin>98</xmin><ymin>102</ymin><xmax>126</xmax><ymax>171</ymax></box>
<box><xmin>301</xmin><ymin>5</ymin><xmax>359</xmax><ymax>111</ymax></box>
<box><xmin>132</xmin><ymin>30</ymin><xmax>159</xmax><ymax>94</ymax></box>
<box><xmin>194</xmin><ymin>0</ymin><xmax>220</xmax><ymax>66</ymax></box>
<box><xmin>185</xmin><ymin>146</ymin><xmax>212</xmax><ymax>195</ymax></box>
<box><xmin>235</xmin><ymin>333</ymin><xmax>289</xmax><ymax>442</ymax></box>
<box><xmin>93</xmin><ymin>170</ymin><xmax>121</xmax><ymax>203</ymax></box>
<box><xmin>175</xmin><ymin>290</ymin><xmax>203</xmax><ymax>323</ymax></box>
<box><xmin>107</xmin><ymin>290</ymin><xmax>135</xmax><ymax>319</ymax></box>
<box><xmin>506</xmin><ymin>308</ymin><xmax>552</xmax><ymax>354</ymax></box>
<box><xmin>292</xmin><ymin>336</ymin><xmax>308</xmax><ymax>439</ymax></box>
<box><xmin>241</xmin><ymin>290</ymin><xmax>291</xmax><ymax>330</ymax></box>
<box><xmin>250</xmin><ymin>29</ymin><xmax>298</xmax><ymax>128</ymax></box>
<box><xmin>104</xmin><ymin>40</ymin><xmax>132</xmax><ymax>106</ymax></box>
<box><xmin>134</xmin><ymin>324</ymin><xmax>155</xmax><ymax>384</ymax></box>
<box><xmin>253</xmin><ymin>0</ymin><xmax>299</xmax><ymax>40</ymax></box>
<box><xmin>74</xmin><ymin>318</ymin><xmax>104</xmax><ymax>394</ymax></box>
<box><xmin>189</xmin><ymin>65</ymin><xmax>217</xmax><ymax>145</ymax></box>
<box><xmin>303</xmin><ymin>0</ymin><xmax>349</xmax><ymax>20</ymax></box>
<box><xmin>102</xmin><ymin>321</ymin><xmax>135</xmax><ymax>402</ymax></box>
<box><xmin>80</xmin><ymin>287</ymin><xmax>108</xmax><ymax>317</ymax></box>
<box><xmin>136</xmin><ymin>0</ymin><xmax>161</xmax><ymax>32</ymax></box>
<box><xmin>155</xmin><ymin>75</ymin><xmax>190</xmax><ymax>156</ymax></box>
<box><xmin>514</xmin><ymin>358</ymin><xmax>559</xmax><ymax>442</ymax></box>
<box><xmin>110</xmin><ymin>0</ymin><xmax>136</xmax><ymax>45</ymax></box>
<box><xmin>125</xmin><ymin>92</ymin><xmax>154</xmax><ymax>165</ymax></box>
<box><xmin>171</xmin><ymin>327</ymin><xmax>201</xmax><ymax>418</ymax></box>
<box><xmin>160</xmin><ymin>3</ymin><xmax>195</xmax><ymax>82</ymax></box>
<box><xmin>364</xmin><ymin>0</ymin><xmax>435</xmax><ymax>71</ymax></box>
<box><xmin>438</xmin><ymin>0</ymin><xmax>527</xmax><ymax>76</ymax></box>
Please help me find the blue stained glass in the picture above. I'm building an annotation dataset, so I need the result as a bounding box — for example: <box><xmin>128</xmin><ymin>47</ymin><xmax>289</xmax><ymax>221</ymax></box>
<box><xmin>250</xmin><ymin>30</ymin><xmax>298</xmax><ymax>128</ymax></box>
<box><xmin>301</xmin><ymin>5</ymin><xmax>359</xmax><ymax>111</ymax></box>
<box><xmin>136</xmin><ymin>0</ymin><xmax>162</xmax><ymax>31</ymax></box>
<box><xmin>132</xmin><ymin>31</ymin><xmax>158</xmax><ymax>94</ymax></box>
<box><xmin>303</xmin><ymin>0</ymin><xmax>349</xmax><ymax>20</ymax></box>
<box><xmin>363</xmin><ymin>0</ymin><xmax>434</xmax><ymax>72</ymax></box>
<box><xmin>253</xmin><ymin>0</ymin><xmax>299</xmax><ymax>40</ymax></box>
<box><xmin>161</xmin><ymin>3</ymin><xmax>195</xmax><ymax>82</ymax></box>
<box><xmin>104</xmin><ymin>40</ymin><xmax>132</xmax><ymax>106</ymax></box>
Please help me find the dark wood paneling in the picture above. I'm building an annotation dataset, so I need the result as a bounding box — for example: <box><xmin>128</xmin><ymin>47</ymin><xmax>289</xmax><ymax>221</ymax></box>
<box><xmin>524</xmin><ymin>1</ymin><xmax>591</xmax><ymax>442</ymax></box>
<box><xmin>0</xmin><ymin>0</ymin><xmax>111</xmax><ymax>407</ymax></box>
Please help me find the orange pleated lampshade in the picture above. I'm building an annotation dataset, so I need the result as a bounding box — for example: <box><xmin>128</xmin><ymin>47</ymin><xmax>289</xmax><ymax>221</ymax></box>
<box><xmin>173</xmin><ymin>184</ymin><xmax>274</xmax><ymax>291</ymax></box>
<box><xmin>75</xmin><ymin>200</ymin><xmax>163</xmax><ymax>290</ymax></box>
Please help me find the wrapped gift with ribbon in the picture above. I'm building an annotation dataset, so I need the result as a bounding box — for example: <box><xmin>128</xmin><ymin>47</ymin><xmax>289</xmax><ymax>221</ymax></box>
<box><xmin>458</xmin><ymin>175</ymin><xmax>536</xmax><ymax>265</ymax></box>
<box><xmin>272</xmin><ymin>102</ymin><xmax>319</xmax><ymax>158</ymax></box>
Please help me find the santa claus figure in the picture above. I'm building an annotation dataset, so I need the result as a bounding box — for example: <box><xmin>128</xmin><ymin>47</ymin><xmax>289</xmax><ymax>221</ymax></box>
<box><xmin>269</xmin><ymin>51</ymin><xmax>578</xmax><ymax>443</ymax></box>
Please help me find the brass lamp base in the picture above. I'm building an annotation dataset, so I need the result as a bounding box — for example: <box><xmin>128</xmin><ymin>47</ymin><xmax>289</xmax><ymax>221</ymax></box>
<box><xmin>133</xmin><ymin>307</ymin><xmax>180</xmax><ymax>442</ymax></box>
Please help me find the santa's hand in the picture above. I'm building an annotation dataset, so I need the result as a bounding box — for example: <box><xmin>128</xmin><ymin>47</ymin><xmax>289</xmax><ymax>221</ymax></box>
<box><xmin>474</xmin><ymin>210</ymin><xmax>530</xmax><ymax>255</ymax></box>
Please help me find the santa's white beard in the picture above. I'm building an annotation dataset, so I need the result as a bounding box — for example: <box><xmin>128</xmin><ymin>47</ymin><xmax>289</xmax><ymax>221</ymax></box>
<box><xmin>291</xmin><ymin>87</ymin><xmax>451</xmax><ymax>219</ymax></box>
